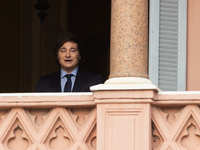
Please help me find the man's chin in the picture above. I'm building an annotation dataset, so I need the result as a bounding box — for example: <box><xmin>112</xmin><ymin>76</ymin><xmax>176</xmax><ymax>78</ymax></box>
<box><xmin>61</xmin><ymin>66</ymin><xmax>77</xmax><ymax>73</ymax></box>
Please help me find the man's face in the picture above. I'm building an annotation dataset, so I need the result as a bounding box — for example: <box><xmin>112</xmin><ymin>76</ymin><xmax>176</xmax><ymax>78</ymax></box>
<box><xmin>57</xmin><ymin>41</ymin><xmax>81</xmax><ymax>73</ymax></box>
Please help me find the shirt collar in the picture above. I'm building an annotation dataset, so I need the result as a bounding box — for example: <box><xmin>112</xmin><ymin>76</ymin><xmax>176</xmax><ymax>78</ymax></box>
<box><xmin>61</xmin><ymin>67</ymin><xmax>78</xmax><ymax>78</ymax></box>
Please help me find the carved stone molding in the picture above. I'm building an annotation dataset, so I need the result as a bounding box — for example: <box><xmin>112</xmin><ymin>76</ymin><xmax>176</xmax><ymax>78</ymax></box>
<box><xmin>0</xmin><ymin>107</ymin><xmax>96</xmax><ymax>150</ymax></box>
<box><xmin>152</xmin><ymin>105</ymin><xmax>200</xmax><ymax>150</ymax></box>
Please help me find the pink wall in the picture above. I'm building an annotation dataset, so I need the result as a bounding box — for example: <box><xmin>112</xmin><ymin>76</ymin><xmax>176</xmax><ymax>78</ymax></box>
<box><xmin>187</xmin><ymin>0</ymin><xmax>200</xmax><ymax>90</ymax></box>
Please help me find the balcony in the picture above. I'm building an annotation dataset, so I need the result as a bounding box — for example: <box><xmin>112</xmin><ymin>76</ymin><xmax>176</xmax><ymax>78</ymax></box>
<box><xmin>0</xmin><ymin>90</ymin><xmax>200</xmax><ymax>150</ymax></box>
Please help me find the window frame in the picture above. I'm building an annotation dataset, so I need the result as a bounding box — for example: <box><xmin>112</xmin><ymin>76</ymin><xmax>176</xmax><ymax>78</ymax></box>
<box><xmin>148</xmin><ymin>0</ymin><xmax>187</xmax><ymax>91</ymax></box>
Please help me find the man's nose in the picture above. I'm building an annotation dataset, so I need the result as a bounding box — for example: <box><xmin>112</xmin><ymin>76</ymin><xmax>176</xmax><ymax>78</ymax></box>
<box><xmin>66</xmin><ymin>51</ymin><xmax>71</xmax><ymax>57</ymax></box>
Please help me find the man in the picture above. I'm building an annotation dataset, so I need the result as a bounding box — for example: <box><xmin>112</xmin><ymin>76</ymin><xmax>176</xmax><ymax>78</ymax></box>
<box><xmin>35</xmin><ymin>33</ymin><xmax>103</xmax><ymax>92</ymax></box>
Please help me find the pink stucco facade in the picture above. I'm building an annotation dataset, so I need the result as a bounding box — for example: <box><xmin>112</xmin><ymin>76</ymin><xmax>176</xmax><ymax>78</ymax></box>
<box><xmin>1</xmin><ymin>0</ymin><xmax>200</xmax><ymax>150</ymax></box>
<box><xmin>187</xmin><ymin>0</ymin><xmax>200</xmax><ymax>90</ymax></box>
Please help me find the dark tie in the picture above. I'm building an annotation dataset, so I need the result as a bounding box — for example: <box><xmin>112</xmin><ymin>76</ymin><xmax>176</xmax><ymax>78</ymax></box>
<box><xmin>64</xmin><ymin>74</ymin><xmax>73</xmax><ymax>92</ymax></box>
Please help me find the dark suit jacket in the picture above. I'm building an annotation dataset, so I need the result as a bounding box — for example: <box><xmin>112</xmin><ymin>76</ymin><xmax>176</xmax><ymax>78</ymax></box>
<box><xmin>35</xmin><ymin>68</ymin><xmax>104</xmax><ymax>92</ymax></box>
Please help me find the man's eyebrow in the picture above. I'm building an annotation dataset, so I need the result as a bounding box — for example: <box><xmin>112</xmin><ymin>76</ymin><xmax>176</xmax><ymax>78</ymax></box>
<box><xmin>70</xmin><ymin>47</ymin><xmax>78</xmax><ymax>50</ymax></box>
<box><xmin>59</xmin><ymin>47</ymin><xmax>77</xmax><ymax>50</ymax></box>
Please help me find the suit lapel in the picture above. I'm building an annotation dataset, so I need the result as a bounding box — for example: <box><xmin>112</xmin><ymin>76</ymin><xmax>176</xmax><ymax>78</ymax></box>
<box><xmin>51</xmin><ymin>71</ymin><xmax>61</xmax><ymax>92</ymax></box>
<box><xmin>73</xmin><ymin>69</ymin><xmax>86</xmax><ymax>92</ymax></box>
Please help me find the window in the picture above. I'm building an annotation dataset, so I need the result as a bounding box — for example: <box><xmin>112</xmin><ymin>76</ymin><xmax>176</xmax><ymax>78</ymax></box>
<box><xmin>149</xmin><ymin>0</ymin><xmax>187</xmax><ymax>91</ymax></box>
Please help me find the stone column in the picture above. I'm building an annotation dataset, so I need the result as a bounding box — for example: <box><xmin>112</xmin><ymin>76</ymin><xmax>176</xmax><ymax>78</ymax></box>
<box><xmin>92</xmin><ymin>1</ymin><xmax>157</xmax><ymax>150</ymax></box>
<box><xmin>109</xmin><ymin>0</ymin><xmax>149</xmax><ymax>79</ymax></box>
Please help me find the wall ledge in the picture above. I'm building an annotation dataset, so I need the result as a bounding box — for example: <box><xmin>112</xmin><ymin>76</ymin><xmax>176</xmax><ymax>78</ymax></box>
<box><xmin>0</xmin><ymin>92</ymin><xmax>95</xmax><ymax>108</ymax></box>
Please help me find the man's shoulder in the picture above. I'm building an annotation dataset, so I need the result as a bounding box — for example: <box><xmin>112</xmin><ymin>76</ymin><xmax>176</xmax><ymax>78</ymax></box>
<box><xmin>78</xmin><ymin>68</ymin><xmax>104</xmax><ymax>83</ymax></box>
<box><xmin>39</xmin><ymin>71</ymin><xmax>60</xmax><ymax>81</ymax></box>
<box><xmin>78</xmin><ymin>68</ymin><xmax>101</xmax><ymax>77</ymax></box>
<box><xmin>73</xmin><ymin>68</ymin><xmax>103</xmax><ymax>92</ymax></box>
<box><xmin>35</xmin><ymin>70</ymin><xmax>61</xmax><ymax>92</ymax></box>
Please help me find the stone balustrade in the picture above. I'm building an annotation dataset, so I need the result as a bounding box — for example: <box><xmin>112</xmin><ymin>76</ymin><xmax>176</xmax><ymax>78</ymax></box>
<box><xmin>152</xmin><ymin>91</ymin><xmax>200</xmax><ymax>150</ymax></box>
<box><xmin>0</xmin><ymin>91</ymin><xmax>200</xmax><ymax>150</ymax></box>
<box><xmin>0</xmin><ymin>93</ymin><xmax>96</xmax><ymax>150</ymax></box>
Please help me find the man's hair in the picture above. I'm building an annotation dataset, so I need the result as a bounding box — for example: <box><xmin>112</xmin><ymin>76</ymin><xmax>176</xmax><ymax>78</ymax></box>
<box><xmin>54</xmin><ymin>32</ymin><xmax>85</xmax><ymax>63</ymax></box>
